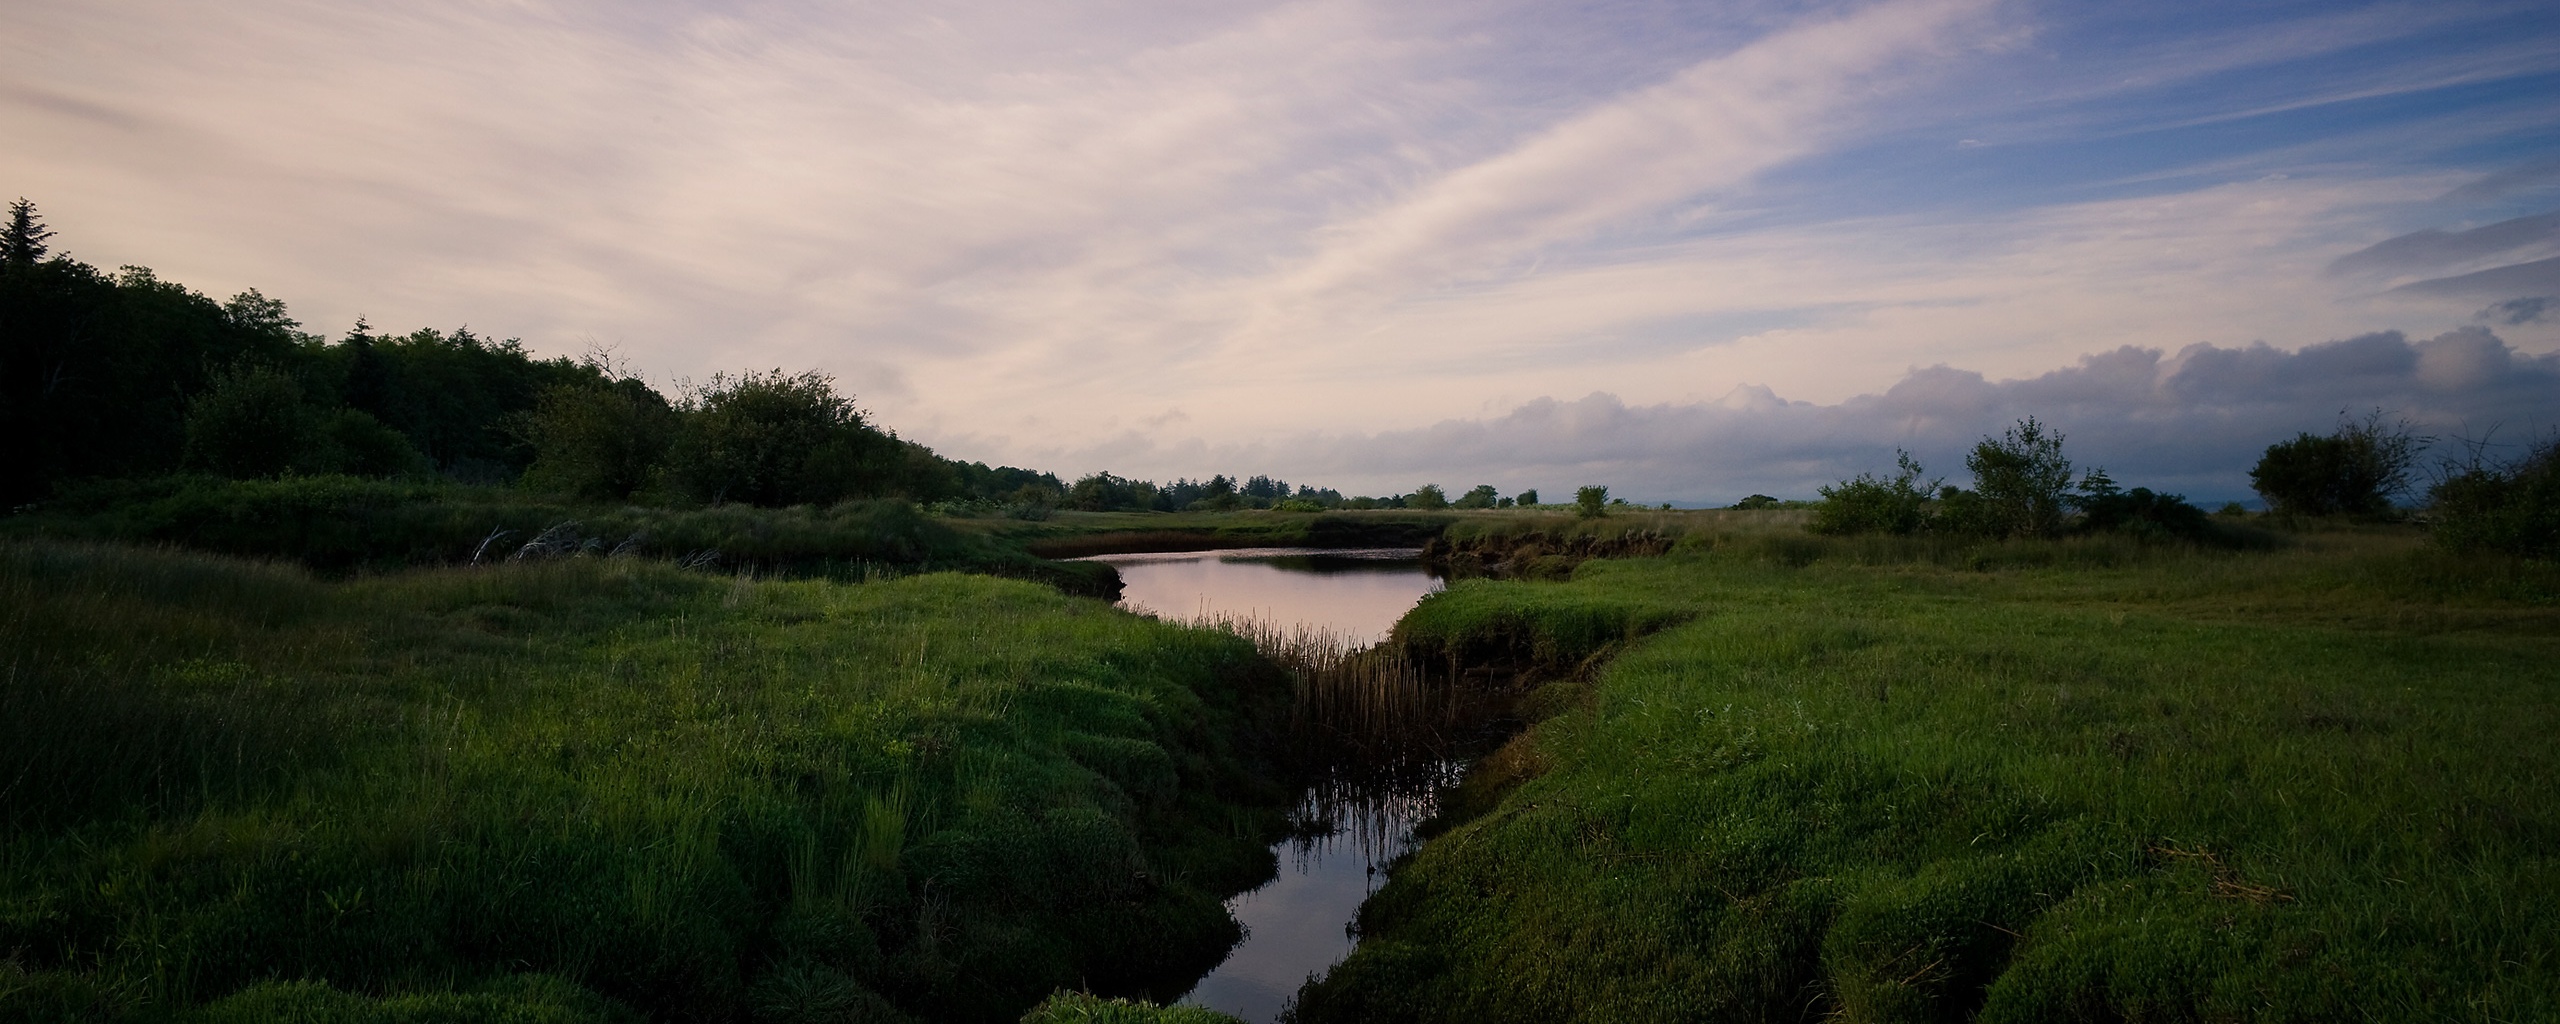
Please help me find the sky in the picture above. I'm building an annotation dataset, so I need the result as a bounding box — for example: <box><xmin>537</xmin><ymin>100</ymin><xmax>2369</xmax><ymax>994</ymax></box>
<box><xmin>7</xmin><ymin>0</ymin><xmax>2559</xmax><ymax>502</ymax></box>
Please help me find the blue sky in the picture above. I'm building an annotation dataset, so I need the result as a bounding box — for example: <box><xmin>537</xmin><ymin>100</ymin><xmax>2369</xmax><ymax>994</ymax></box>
<box><xmin>7</xmin><ymin>0</ymin><xmax>2557</xmax><ymax>501</ymax></box>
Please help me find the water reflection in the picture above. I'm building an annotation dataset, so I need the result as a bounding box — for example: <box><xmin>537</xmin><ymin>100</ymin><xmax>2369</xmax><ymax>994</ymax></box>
<box><xmin>1178</xmin><ymin>762</ymin><xmax>1460</xmax><ymax>1023</ymax></box>
<box><xmin>1075</xmin><ymin>547</ymin><xmax>1451</xmax><ymax>1022</ymax></box>
<box><xmin>1082</xmin><ymin>547</ymin><xmax>1442</xmax><ymax>645</ymax></box>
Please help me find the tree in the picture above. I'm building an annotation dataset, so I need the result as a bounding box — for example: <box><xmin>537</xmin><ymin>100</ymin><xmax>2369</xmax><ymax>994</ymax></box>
<box><xmin>3</xmin><ymin>198</ymin><xmax>55</xmax><ymax>266</ymax></box>
<box><xmin>666</xmin><ymin>369</ymin><xmax>899</xmax><ymax>506</ymax></box>
<box><xmin>1963</xmin><ymin>416</ymin><xmax>2074</xmax><ymax>538</ymax></box>
<box><xmin>1409</xmin><ymin>483</ymin><xmax>1450</xmax><ymax>510</ymax></box>
<box><xmin>2429</xmin><ymin>435</ymin><xmax>2560</xmax><ymax>558</ymax></box>
<box><xmin>1811</xmin><ymin>453</ymin><xmax>1935</xmax><ymax>535</ymax></box>
<box><xmin>1575</xmin><ymin>485</ymin><xmax>1609</xmax><ymax>519</ymax></box>
<box><xmin>1516</xmin><ymin>489</ymin><xmax>1539</xmax><ymax>507</ymax></box>
<box><xmin>181</xmin><ymin>366</ymin><xmax>317</xmax><ymax>478</ymax></box>
<box><xmin>2071</xmin><ymin>468</ymin><xmax>2209</xmax><ymax>539</ymax></box>
<box><xmin>521</xmin><ymin>378</ymin><xmax>677</xmax><ymax>500</ymax></box>
<box><xmin>2250</xmin><ymin>412</ymin><xmax>2423</xmax><ymax>517</ymax></box>
<box><xmin>1454</xmin><ymin>484</ymin><xmax>1499</xmax><ymax>509</ymax></box>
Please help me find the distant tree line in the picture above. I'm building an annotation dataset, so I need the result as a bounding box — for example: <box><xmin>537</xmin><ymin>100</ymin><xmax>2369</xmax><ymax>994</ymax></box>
<box><xmin>0</xmin><ymin>200</ymin><xmax>1061</xmax><ymax>509</ymax></box>
<box><xmin>1810</xmin><ymin>411</ymin><xmax>2557</xmax><ymax>558</ymax></box>
<box><xmin>1056</xmin><ymin>474</ymin><xmax>1557</xmax><ymax>513</ymax></box>
<box><xmin>1812</xmin><ymin>417</ymin><xmax>2221</xmax><ymax>541</ymax></box>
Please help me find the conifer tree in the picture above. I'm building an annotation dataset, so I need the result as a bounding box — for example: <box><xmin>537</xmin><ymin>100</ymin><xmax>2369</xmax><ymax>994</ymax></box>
<box><xmin>3</xmin><ymin>197</ymin><xmax>56</xmax><ymax>266</ymax></box>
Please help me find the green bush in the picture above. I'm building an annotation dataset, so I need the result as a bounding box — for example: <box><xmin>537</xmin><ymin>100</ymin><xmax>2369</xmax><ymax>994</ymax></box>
<box><xmin>1960</xmin><ymin>417</ymin><xmax>2073</xmax><ymax>538</ymax></box>
<box><xmin>181</xmin><ymin>366</ymin><xmax>317</xmax><ymax>478</ymax></box>
<box><xmin>520</xmin><ymin>379</ymin><xmax>676</xmax><ymax>500</ymax></box>
<box><xmin>1574</xmin><ymin>485</ymin><xmax>1609</xmax><ymax>520</ymax></box>
<box><xmin>1409</xmin><ymin>484</ymin><xmax>1450</xmax><ymax>511</ymax></box>
<box><xmin>2249</xmin><ymin>413</ymin><xmax>2421</xmax><ymax>518</ymax></box>
<box><xmin>2070</xmin><ymin>470</ymin><xmax>2210</xmax><ymax>541</ymax></box>
<box><xmin>667</xmin><ymin>370</ymin><xmax>903</xmax><ymax>507</ymax></box>
<box><xmin>2430</xmin><ymin>437</ymin><xmax>2560</xmax><ymax>559</ymax></box>
<box><xmin>1811</xmin><ymin>452</ymin><xmax>1934</xmax><ymax>535</ymax></box>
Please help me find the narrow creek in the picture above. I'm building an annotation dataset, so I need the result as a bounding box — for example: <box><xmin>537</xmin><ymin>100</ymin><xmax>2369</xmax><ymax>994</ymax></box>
<box><xmin>1075</xmin><ymin>547</ymin><xmax>1450</xmax><ymax>1023</ymax></box>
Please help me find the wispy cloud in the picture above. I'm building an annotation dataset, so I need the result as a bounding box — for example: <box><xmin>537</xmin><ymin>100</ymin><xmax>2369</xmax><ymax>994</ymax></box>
<box><xmin>4</xmin><ymin>0</ymin><xmax>2556</xmax><ymax>487</ymax></box>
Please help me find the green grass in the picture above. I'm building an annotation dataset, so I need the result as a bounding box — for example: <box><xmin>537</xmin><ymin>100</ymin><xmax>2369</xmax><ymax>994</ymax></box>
<box><xmin>1295</xmin><ymin>528</ymin><xmax>2560</xmax><ymax>1023</ymax></box>
<box><xmin>6</xmin><ymin>476</ymin><xmax>1116</xmax><ymax>594</ymax></box>
<box><xmin>970</xmin><ymin>510</ymin><xmax>1459</xmax><ymax>558</ymax></box>
<box><xmin>1019</xmin><ymin>992</ymin><xmax>1240</xmax><ymax>1023</ymax></box>
<box><xmin>0</xmin><ymin>541</ymin><xmax>1294</xmax><ymax>1022</ymax></box>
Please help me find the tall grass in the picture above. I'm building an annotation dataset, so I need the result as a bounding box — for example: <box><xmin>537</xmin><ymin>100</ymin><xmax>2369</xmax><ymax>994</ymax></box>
<box><xmin>8</xmin><ymin>475</ymin><xmax>1118</xmax><ymax>594</ymax></box>
<box><xmin>1291</xmin><ymin>527</ymin><xmax>2560</xmax><ymax>1023</ymax></box>
<box><xmin>1200</xmin><ymin>616</ymin><xmax>1455</xmax><ymax>763</ymax></box>
<box><xmin>0</xmin><ymin>540</ymin><xmax>1293</xmax><ymax>1023</ymax></box>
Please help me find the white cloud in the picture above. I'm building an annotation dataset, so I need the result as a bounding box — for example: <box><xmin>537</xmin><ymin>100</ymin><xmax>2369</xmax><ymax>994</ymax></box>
<box><xmin>5</xmin><ymin>0</ymin><xmax>2556</xmax><ymax>491</ymax></box>
<box><xmin>1022</xmin><ymin>327</ymin><xmax>2560</xmax><ymax>503</ymax></box>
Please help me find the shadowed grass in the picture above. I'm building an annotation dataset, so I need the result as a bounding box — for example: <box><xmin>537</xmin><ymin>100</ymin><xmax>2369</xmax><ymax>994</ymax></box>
<box><xmin>0</xmin><ymin>540</ymin><xmax>1294</xmax><ymax>1023</ymax></box>
<box><xmin>5</xmin><ymin>476</ymin><xmax>1118</xmax><ymax>595</ymax></box>
<box><xmin>1291</xmin><ymin>529</ymin><xmax>2560</xmax><ymax>1023</ymax></box>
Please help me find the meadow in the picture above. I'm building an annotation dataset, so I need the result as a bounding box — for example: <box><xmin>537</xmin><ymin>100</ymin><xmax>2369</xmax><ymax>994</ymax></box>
<box><xmin>1292</xmin><ymin>522</ymin><xmax>2560</xmax><ymax>1022</ymax></box>
<box><xmin>0</xmin><ymin>541</ymin><xmax>1296</xmax><ymax>1022</ymax></box>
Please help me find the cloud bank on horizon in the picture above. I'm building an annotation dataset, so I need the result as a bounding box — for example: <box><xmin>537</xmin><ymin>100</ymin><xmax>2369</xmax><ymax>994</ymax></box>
<box><xmin>1114</xmin><ymin>326</ymin><xmax>2556</xmax><ymax>505</ymax></box>
<box><xmin>6</xmin><ymin>0</ymin><xmax>2557</xmax><ymax>498</ymax></box>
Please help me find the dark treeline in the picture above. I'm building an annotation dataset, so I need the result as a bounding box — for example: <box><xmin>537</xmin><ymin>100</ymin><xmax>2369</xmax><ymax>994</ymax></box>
<box><xmin>1060</xmin><ymin>474</ymin><xmax>1535</xmax><ymax>513</ymax></box>
<box><xmin>1812</xmin><ymin>412</ymin><xmax>2556</xmax><ymax>558</ymax></box>
<box><xmin>0</xmin><ymin>200</ymin><xmax>1066</xmax><ymax>510</ymax></box>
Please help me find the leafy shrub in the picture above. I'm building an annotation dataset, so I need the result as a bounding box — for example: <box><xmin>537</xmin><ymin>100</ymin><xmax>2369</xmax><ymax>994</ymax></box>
<box><xmin>666</xmin><ymin>370</ymin><xmax>902</xmax><ymax>506</ymax></box>
<box><xmin>2430</xmin><ymin>437</ymin><xmax>2560</xmax><ymax>558</ymax></box>
<box><xmin>1811</xmin><ymin>453</ymin><xmax>1935</xmax><ymax>535</ymax></box>
<box><xmin>2250</xmin><ymin>413</ymin><xmax>2422</xmax><ymax>517</ymax></box>
<box><xmin>1066</xmin><ymin>472</ymin><xmax>1158</xmax><ymax>512</ymax></box>
<box><xmin>2071</xmin><ymin>469</ymin><xmax>2210</xmax><ymax>540</ymax></box>
<box><xmin>1574</xmin><ymin>485</ymin><xmax>1609</xmax><ymax>519</ymax></box>
<box><xmin>1454</xmin><ymin>484</ymin><xmax>1499</xmax><ymax>509</ymax></box>
<box><xmin>520</xmin><ymin>379</ymin><xmax>676</xmax><ymax>500</ymax></box>
<box><xmin>315</xmin><ymin>408</ymin><xmax>430</xmax><ymax>478</ymax></box>
<box><xmin>1409</xmin><ymin>484</ymin><xmax>1451</xmax><ymax>510</ymax></box>
<box><xmin>1515</xmin><ymin>489</ymin><xmax>1539</xmax><ymax>507</ymax></box>
<box><xmin>181</xmin><ymin>366</ymin><xmax>316</xmax><ymax>478</ymax></box>
<box><xmin>1962</xmin><ymin>416</ymin><xmax>2074</xmax><ymax>538</ymax></box>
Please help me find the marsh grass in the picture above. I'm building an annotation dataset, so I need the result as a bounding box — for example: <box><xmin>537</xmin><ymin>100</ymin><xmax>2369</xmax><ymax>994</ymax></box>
<box><xmin>1200</xmin><ymin>616</ymin><xmax>1458</xmax><ymax>763</ymax></box>
<box><xmin>1291</xmin><ymin>528</ymin><xmax>2560</xmax><ymax>1023</ymax></box>
<box><xmin>7</xmin><ymin>476</ymin><xmax>1118</xmax><ymax>595</ymax></box>
<box><xmin>0</xmin><ymin>540</ymin><xmax>1293</xmax><ymax>1022</ymax></box>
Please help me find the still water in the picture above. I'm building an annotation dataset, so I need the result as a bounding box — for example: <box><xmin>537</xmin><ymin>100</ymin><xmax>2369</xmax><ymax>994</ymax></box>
<box><xmin>1075</xmin><ymin>548</ymin><xmax>1450</xmax><ymax>1023</ymax></box>
<box><xmin>1094</xmin><ymin>547</ymin><xmax>1442</xmax><ymax>646</ymax></box>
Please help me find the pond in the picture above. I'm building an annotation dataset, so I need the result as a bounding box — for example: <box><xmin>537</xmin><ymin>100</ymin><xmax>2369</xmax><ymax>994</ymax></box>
<box><xmin>1074</xmin><ymin>548</ymin><xmax>1451</xmax><ymax>1023</ymax></box>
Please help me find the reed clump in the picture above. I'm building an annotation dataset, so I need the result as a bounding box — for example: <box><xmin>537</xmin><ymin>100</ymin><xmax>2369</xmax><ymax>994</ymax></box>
<box><xmin>1199</xmin><ymin>615</ymin><xmax>1466</xmax><ymax>763</ymax></box>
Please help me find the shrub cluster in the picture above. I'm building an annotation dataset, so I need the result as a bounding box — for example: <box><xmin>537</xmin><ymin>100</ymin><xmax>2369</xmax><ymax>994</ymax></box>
<box><xmin>2249</xmin><ymin>413</ymin><xmax>2421</xmax><ymax>518</ymax></box>
<box><xmin>2429</xmin><ymin>436</ymin><xmax>2560</xmax><ymax>559</ymax></box>
<box><xmin>1813</xmin><ymin>419</ymin><xmax>2211</xmax><ymax>541</ymax></box>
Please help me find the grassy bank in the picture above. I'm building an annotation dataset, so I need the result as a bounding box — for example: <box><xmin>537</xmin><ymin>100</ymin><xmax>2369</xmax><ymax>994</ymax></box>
<box><xmin>1296</xmin><ymin>527</ymin><xmax>2559</xmax><ymax>1022</ymax></box>
<box><xmin>971</xmin><ymin>510</ymin><xmax>1459</xmax><ymax>559</ymax></box>
<box><xmin>5</xmin><ymin>476</ymin><xmax>1116</xmax><ymax>595</ymax></box>
<box><xmin>0</xmin><ymin>541</ymin><xmax>1292</xmax><ymax>1022</ymax></box>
